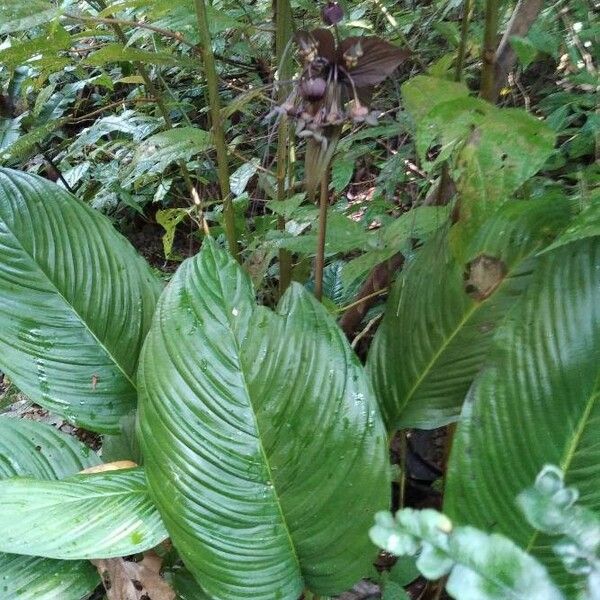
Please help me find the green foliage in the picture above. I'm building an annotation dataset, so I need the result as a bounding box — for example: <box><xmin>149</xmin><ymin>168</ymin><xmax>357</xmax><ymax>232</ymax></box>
<box><xmin>0</xmin><ymin>417</ymin><xmax>101</xmax><ymax>598</ymax></box>
<box><xmin>518</xmin><ymin>466</ymin><xmax>600</xmax><ymax>599</ymax></box>
<box><xmin>0</xmin><ymin>168</ymin><xmax>161</xmax><ymax>433</ymax></box>
<box><xmin>138</xmin><ymin>240</ymin><xmax>390</xmax><ymax>599</ymax></box>
<box><xmin>445</xmin><ymin>236</ymin><xmax>600</xmax><ymax>593</ymax></box>
<box><xmin>0</xmin><ymin>0</ymin><xmax>597</xmax><ymax>598</ymax></box>
<box><xmin>0</xmin><ymin>468</ymin><xmax>167</xmax><ymax>559</ymax></box>
<box><xmin>370</xmin><ymin>507</ymin><xmax>564</xmax><ymax>600</ymax></box>
<box><xmin>368</xmin><ymin>195</ymin><xmax>572</xmax><ymax>430</ymax></box>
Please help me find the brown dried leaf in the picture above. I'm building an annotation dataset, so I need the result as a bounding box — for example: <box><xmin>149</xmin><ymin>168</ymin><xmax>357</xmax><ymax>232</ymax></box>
<box><xmin>464</xmin><ymin>254</ymin><xmax>507</xmax><ymax>301</ymax></box>
<box><xmin>80</xmin><ymin>460</ymin><xmax>138</xmax><ymax>474</ymax></box>
<box><xmin>92</xmin><ymin>552</ymin><xmax>175</xmax><ymax>600</ymax></box>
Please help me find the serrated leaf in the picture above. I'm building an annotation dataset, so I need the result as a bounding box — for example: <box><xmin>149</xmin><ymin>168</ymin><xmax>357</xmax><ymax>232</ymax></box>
<box><xmin>0</xmin><ymin>0</ymin><xmax>58</xmax><ymax>34</ymax></box>
<box><xmin>0</xmin><ymin>416</ymin><xmax>101</xmax><ymax>599</ymax></box>
<box><xmin>138</xmin><ymin>240</ymin><xmax>390</xmax><ymax>599</ymax></box>
<box><xmin>0</xmin><ymin>467</ymin><xmax>167</xmax><ymax>559</ymax></box>
<box><xmin>368</xmin><ymin>196</ymin><xmax>571</xmax><ymax>430</ymax></box>
<box><xmin>445</xmin><ymin>237</ymin><xmax>600</xmax><ymax>595</ymax></box>
<box><xmin>0</xmin><ymin>168</ymin><xmax>161</xmax><ymax>433</ymax></box>
<box><xmin>85</xmin><ymin>43</ymin><xmax>184</xmax><ymax>67</ymax></box>
<box><xmin>1</xmin><ymin>119</ymin><xmax>67</xmax><ymax>162</ymax></box>
<box><xmin>131</xmin><ymin>127</ymin><xmax>212</xmax><ymax>177</ymax></box>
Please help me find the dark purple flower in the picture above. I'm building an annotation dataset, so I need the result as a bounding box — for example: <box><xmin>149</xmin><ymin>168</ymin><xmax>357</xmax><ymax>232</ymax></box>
<box><xmin>322</xmin><ymin>2</ymin><xmax>344</xmax><ymax>26</ymax></box>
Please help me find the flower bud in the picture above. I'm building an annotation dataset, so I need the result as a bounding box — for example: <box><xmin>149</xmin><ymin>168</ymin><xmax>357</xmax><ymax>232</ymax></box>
<box><xmin>300</xmin><ymin>77</ymin><xmax>327</xmax><ymax>102</ymax></box>
<box><xmin>322</xmin><ymin>2</ymin><xmax>344</xmax><ymax>26</ymax></box>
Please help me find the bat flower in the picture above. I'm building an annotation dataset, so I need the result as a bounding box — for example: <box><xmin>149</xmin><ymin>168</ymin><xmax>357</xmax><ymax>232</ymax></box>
<box><xmin>273</xmin><ymin>28</ymin><xmax>409</xmax><ymax>196</ymax></box>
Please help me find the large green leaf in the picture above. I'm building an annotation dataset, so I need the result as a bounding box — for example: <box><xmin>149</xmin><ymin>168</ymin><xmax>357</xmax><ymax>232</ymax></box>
<box><xmin>0</xmin><ymin>415</ymin><xmax>101</xmax><ymax>479</ymax></box>
<box><xmin>368</xmin><ymin>197</ymin><xmax>571</xmax><ymax>430</ymax></box>
<box><xmin>0</xmin><ymin>168</ymin><xmax>161</xmax><ymax>433</ymax></box>
<box><xmin>0</xmin><ymin>467</ymin><xmax>167</xmax><ymax>559</ymax></box>
<box><xmin>0</xmin><ymin>554</ymin><xmax>99</xmax><ymax>600</ymax></box>
<box><xmin>0</xmin><ymin>416</ymin><xmax>100</xmax><ymax>599</ymax></box>
<box><xmin>445</xmin><ymin>237</ymin><xmax>600</xmax><ymax>595</ymax></box>
<box><xmin>138</xmin><ymin>240</ymin><xmax>390</xmax><ymax>599</ymax></box>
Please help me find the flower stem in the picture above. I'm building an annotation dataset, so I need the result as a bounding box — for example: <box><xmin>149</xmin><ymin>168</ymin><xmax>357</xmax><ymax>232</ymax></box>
<box><xmin>193</xmin><ymin>0</ymin><xmax>240</xmax><ymax>260</ymax></box>
<box><xmin>275</xmin><ymin>0</ymin><xmax>294</xmax><ymax>294</ymax></box>
<box><xmin>314</xmin><ymin>171</ymin><xmax>330</xmax><ymax>302</ymax></box>
<box><xmin>480</xmin><ymin>0</ymin><xmax>500</xmax><ymax>101</ymax></box>
<box><xmin>455</xmin><ymin>0</ymin><xmax>473</xmax><ymax>82</ymax></box>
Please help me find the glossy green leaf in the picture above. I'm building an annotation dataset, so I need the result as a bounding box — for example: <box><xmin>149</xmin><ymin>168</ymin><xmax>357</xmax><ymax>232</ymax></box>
<box><xmin>0</xmin><ymin>416</ymin><xmax>101</xmax><ymax>599</ymax></box>
<box><xmin>370</xmin><ymin>509</ymin><xmax>564</xmax><ymax>600</ymax></box>
<box><xmin>0</xmin><ymin>168</ymin><xmax>161</xmax><ymax>433</ymax></box>
<box><xmin>368</xmin><ymin>197</ymin><xmax>570</xmax><ymax>430</ymax></box>
<box><xmin>138</xmin><ymin>240</ymin><xmax>390</xmax><ymax>599</ymax></box>
<box><xmin>445</xmin><ymin>237</ymin><xmax>600</xmax><ymax>594</ymax></box>
<box><xmin>0</xmin><ymin>467</ymin><xmax>167</xmax><ymax>559</ymax></box>
<box><xmin>0</xmin><ymin>416</ymin><xmax>101</xmax><ymax>479</ymax></box>
<box><xmin>0</xmin><ymin>554</ymin><xmax>100</xmax><ymax>600</ymax></box>
<box><xmin>0</xmin><ymin>0</ymin><xmax>58</xmax><ymax>34</ymax></box>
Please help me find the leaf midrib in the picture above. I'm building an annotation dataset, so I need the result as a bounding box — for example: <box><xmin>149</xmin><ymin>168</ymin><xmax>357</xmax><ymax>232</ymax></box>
<box><xmin>525</xmin><ymin>382</ymin><xmax>600</xmax><ymax>554</ymax></box>
<box><xmin>400</xmin><ymin>251</ymin><xmax>533</xmax><ymax>418</ymax></box>
<box><xmin>0</xmin><ymin>211</ymin><xmax>136</xmax><ymax>390</ymax></box>
<box><xmin>212</xmin><ymin>260</ymin><xmax>304</xmax><ymax>584</ymax></box>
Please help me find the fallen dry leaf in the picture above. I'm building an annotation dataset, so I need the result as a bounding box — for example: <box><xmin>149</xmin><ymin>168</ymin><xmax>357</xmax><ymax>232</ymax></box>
<box><xmin>80</xmin><ymin>460</ymin><xmax>138</xmax><ymax>474</ymax></box>
<box><xmin>92</xmin><ymin>552</ymin><xmax>175</xmax><ymax>600</ymax></box>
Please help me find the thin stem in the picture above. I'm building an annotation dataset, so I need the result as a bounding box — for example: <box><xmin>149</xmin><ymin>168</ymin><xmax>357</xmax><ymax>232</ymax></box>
<box><xmin>454</xmin><ymin>0</ymin><xmax>473</xmax><ymax>82</ymax></box>
<box><xmin>274</xmin><ymin>0</ymin><xmax>294</xmax><ymax>295</ymax></box>
<box><xmin>314</xmin><ymin>172</ymin><xmax>329</xmax><ymax>302</ymax></box>
<box><xmin>398</xmin><ymin>430</ymin><xmax>407</xmax><ymax>509</ymax></box>
<box><xmin>480</xmin><ymin>0</ymin><xmax>500</xmax><ymax>101</ymax></box>
<box><xmin>193</xmin><ymin>0</ymin><xmax>239</xmax><ymax>260</ymax></box>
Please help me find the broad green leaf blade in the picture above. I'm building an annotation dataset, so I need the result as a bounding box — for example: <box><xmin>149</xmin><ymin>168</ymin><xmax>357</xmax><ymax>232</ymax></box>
<box><xmin>0</xmin><ymin>416</ymin><xmax>101</xmax><ymax>599</ymax></box>
<box><xmin>0</xmin><ymin>467</ymin><xmax>167</xmax><ymax>559</ymax></box>
<box><xmin>0</xmin><ymin>0</ymin><xmax>57</xmax><ymax>34</ymax></box>
<box><xmin>0</xmin><ymin>415</ymin><xmax>101</xmax><ymax>479</ymax></box>
<box><xmin>368</xmin><ymin>197</ymin><xmax>571</xmax><ymax>430</ymax></box>
<box><xmin>0</xmin><ymin>553</ymin><xmax>100</xmax><ymax>600</ymax></box>
<box><xmin>445</xmin><ymin>237</ymin><xmax>600</xmax><ymax>594</ymax></box>
<box><xmin>138</xmin><ymin>240</ymin><xmax>390</xmax><ymax>599</ymax></box>
<box><xmin>401</xmin><ymin>76</ymin><xmax>469</xmax><ymax>123</ymax></box>
<box><xmin>370</xmin><ymin>509</ymin><xmax>564</xmax><ymax>600</ymax></box>
<box><xmin>0</xmin><ymin>168</ymin><xmax>161</xmax><ymax>433</ymax></box>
